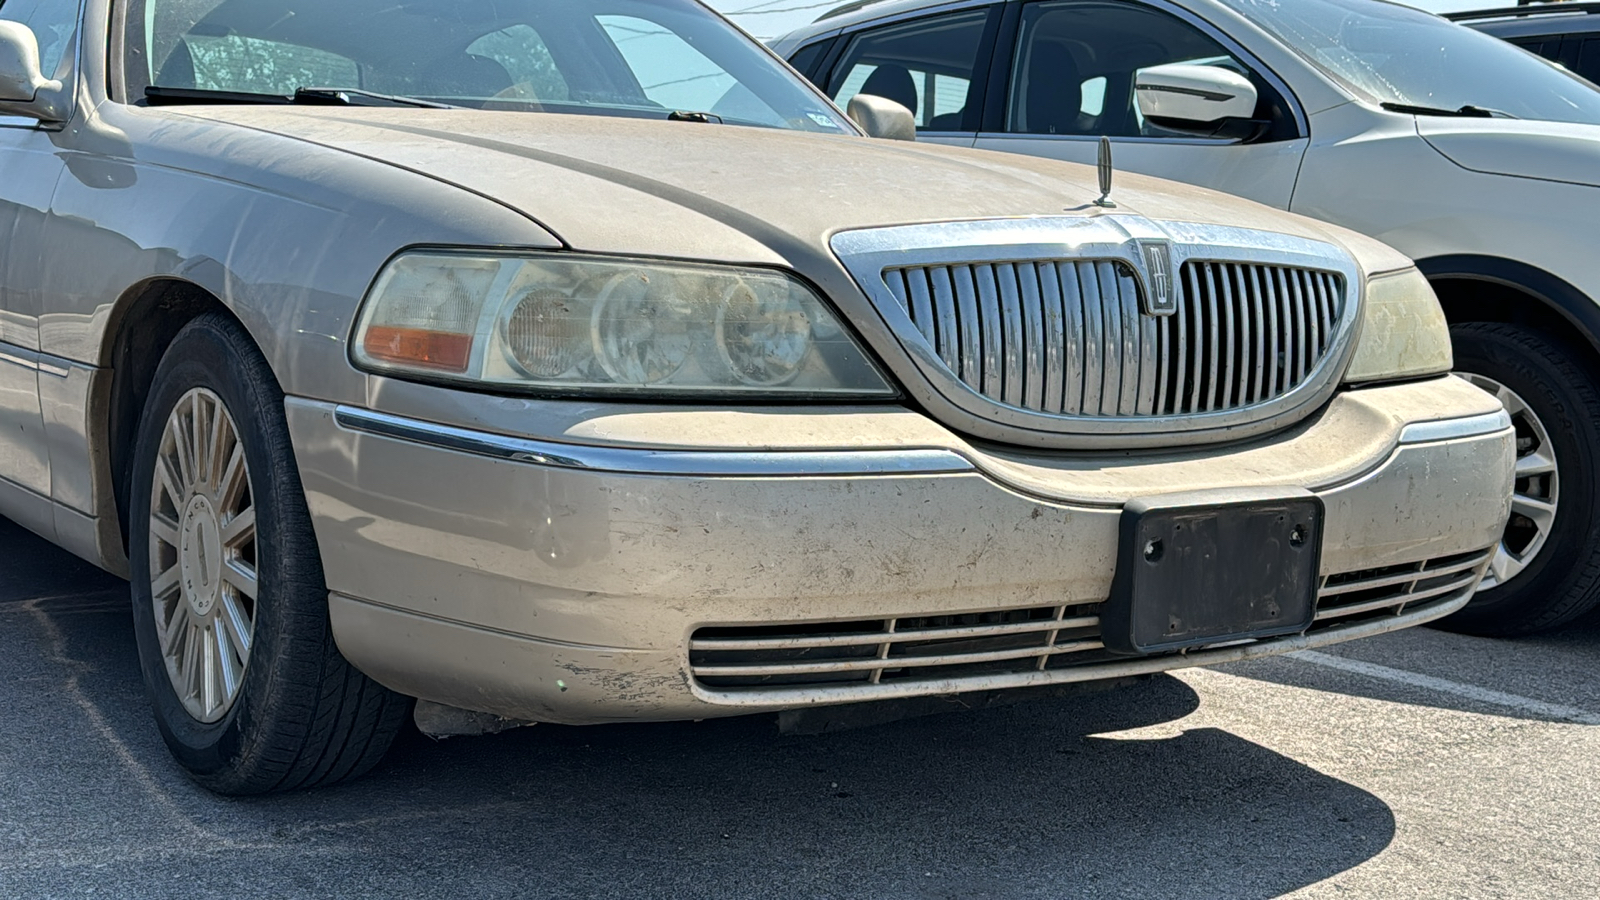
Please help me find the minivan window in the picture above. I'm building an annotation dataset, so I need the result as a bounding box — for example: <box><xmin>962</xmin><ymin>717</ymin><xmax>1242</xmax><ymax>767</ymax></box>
<box><xmin>827</xmin><ymin>10</ymin><xmax>989</xmax><ymax>132</ymax></box>
<box><xmin>122</xmin><ymin>0</ymin><xmax>854</xmax><ymax>133</ymax></box>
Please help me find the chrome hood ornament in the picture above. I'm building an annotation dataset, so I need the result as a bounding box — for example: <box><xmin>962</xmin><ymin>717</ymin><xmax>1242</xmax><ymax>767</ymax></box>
<box><xmin>1094</xmin><ymin>136</ymin><xmax>1117</xmax><ymax>209</ymax></box>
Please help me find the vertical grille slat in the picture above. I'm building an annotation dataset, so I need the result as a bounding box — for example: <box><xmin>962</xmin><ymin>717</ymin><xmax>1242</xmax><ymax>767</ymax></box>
<box><xmin>1018</xmin><ymin>264</ymin><xmax>1047</xmax><ymax>412</ymax></box>
<box><xmin>1288</xmin><ymin>268</ymin><xmax>1307</xmax><ymax>387</ymax></box>
<box><xmin>997</xmin><ymin>263</ymin><xmax>1027</xmax><ymax>408</ymax></box>
<box><xmin>927</xmin><ymin>267</ymin><xmax>959</xmax><ymax>371</ymax></box>
<box><xmin>1116</xmin><ymin>265</ymin><xmax>1142</xmax><ymax>417</ymax></box>
<box><xmin>1040</xmin><ymin>263</ymin><xmax>1067</xmax><ymax>415</ymax></box>
<box><xmin>1219</xmin><ymin>264</ymin><xmax>1238</xmax><ymax>410</ymax></box>
<box><xmin>975</xmin><ymin>265</ymin><xmax>1004</xmax><ymax>400</ymax></box>
<box><xmin>1060</xmin><ymin>263</ymin><xmax>1085</xmax><ymax>415</ymax></box>
<box><xmin>1080</xmin><ymin>263</ymin><xmax>1106</xmax><ymax>416</ymax></box>
<box><xmin>1248</xmin><ymin>266</ymin><xmax>1268</xmax><ymax>405</ymax></box>
<box><xmin>1201</xmin><ymin>264</ymin><xmax>1222</xmax><ymax>412</ymax></box>
<box><xmin>883</xmin><ymin>259</ymin><xmax>1345</xmax><ymax>421</ymax></box>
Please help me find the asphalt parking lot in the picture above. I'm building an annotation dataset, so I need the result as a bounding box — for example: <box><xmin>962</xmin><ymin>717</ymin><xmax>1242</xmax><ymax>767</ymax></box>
<box><xmin>4</xmin><ymin>514</ymin><xmax>1599</xmax><ymax>899</ymax></box>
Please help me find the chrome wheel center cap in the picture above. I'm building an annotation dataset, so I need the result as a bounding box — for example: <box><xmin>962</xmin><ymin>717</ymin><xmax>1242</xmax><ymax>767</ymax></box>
<box><xmin>180</xmin><ymin>493</ymin><xmax>223</xmax><ymax>618</ymax></box>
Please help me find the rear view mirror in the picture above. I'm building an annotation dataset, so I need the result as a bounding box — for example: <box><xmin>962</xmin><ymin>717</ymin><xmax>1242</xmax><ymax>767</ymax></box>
<box><xmin>1135</xmin><ymin>63</ymin><xmax>1261</xmax><ymax>140</ymax></box>
<box><xmin>847</xmin><ymin>94</ymin><xmax>917</xmax><ymax>142</ymax></box>
<box><xmin>0</xmin><ymin>21</ymin><xmax>64</xmax><ymax>121</ymax></box>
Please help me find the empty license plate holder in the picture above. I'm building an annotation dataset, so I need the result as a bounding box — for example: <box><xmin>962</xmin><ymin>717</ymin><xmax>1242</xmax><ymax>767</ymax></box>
<box><xmin>1101</xmin><ymin>490</ymin><xmax>1324</xmax><ymax>655</ymax></box>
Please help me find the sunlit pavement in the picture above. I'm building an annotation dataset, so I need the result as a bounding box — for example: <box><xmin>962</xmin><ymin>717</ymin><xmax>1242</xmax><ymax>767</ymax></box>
<box><xmin>3</xmin><ymin>513</ymin><xmax>1598</xmax><ymax>899</ymax></box>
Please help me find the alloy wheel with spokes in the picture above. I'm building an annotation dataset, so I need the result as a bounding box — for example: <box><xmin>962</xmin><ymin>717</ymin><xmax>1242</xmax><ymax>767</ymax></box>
<box><xmin>148</xmin><ymin>387</ymin><xmax>258</xmax><ymax>724</ymax></box>
<box><xmin>1458</xmin><ymin>373</ymin><xmax>1559</xmax><ymax>591</ymax></box>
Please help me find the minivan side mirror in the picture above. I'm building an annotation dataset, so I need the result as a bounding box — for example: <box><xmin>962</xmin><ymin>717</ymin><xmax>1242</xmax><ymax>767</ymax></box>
<box><xmin>0</xmin><ymin>21</ymin><xmax>65</xmax><ymax>121</ymax></box>
<box><xmin>847</xmin><ymin>94</ymin><xmax>917</xmax><ymax>142</ymax></box>
<box><xmin>1135</xmin><ymin>63</ymin><xmax>1262</xmax><ymax>141</ymax></box>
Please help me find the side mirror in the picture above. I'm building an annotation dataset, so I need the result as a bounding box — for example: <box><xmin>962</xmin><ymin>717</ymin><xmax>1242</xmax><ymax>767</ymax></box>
<box><xmin>1135</xmin><ymin>63</ymin><xmax>1262</xmax><ymax>141</ymax></box>
<box><xmin>847</xmin><ymin>94</ymin><xmax>916</xmax><ymax>142</ymax></box>
<box><xmin>0</xmin><ymin>21</ymin><xmax>65</xmax><ymax>121</ymax></box>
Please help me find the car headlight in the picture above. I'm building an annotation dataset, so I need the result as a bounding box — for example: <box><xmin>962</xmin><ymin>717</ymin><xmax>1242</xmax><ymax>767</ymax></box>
<box><xmin>352</xmin><ymin>252</ymin><xmax>895</xmax><ymax>398</ymax></box>
<box><xmin>1343</xmin><ymin>267</ymin><xmax>1453</xmax><ymax>384</ymax></box>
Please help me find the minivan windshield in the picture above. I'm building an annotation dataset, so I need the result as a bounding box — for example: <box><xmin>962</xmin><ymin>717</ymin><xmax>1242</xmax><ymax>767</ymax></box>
<box><xmin>122</xmin><ymin>0</ymin><xmax>855</xmax><ymax>133</ymax></box>
<box><xmin>1217</xmin><ymin>0</ymin><xmax>1600</xmax><ymax>124</ymax></box>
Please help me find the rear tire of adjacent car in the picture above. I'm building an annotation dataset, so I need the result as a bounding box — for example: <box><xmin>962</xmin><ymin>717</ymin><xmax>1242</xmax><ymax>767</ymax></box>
<box><xmin>128</xmin><ymin>312</ymin><xmax>411</xmax><ymax>794</ymax></box>
<box><xmin>1437</xmin><ymin>321</ymin><xmax>1600</xmax><ymax>636</ymax></box>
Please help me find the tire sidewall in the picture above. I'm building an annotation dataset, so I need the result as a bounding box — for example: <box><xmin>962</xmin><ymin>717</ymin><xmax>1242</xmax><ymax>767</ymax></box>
<box><xmin>128</xmin><ymin>316</ymin><xmax>314</xmax><ymax>787</ymax></box>
<box><xmin>1451</xmin><ymin>324</ymin><xmax>1600</xmax><ymax>623</ymax></box>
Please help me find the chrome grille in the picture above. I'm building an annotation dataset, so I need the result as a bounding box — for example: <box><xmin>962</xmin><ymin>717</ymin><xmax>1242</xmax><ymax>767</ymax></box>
<box><xmin>882</xmin><ymin>260</ymin><xmax>1346</xmax><ymax>419</ymax></box>
<box><xmin>688</xmin><ymin>548</ymin><xmax>1488</xmax><ymax>693</ymax></box>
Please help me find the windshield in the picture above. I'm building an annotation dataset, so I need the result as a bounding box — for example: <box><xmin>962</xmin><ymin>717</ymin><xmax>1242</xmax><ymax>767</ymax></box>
<box><xmin>121</xmin><ymin>0</ymin><xmax>854</xmax><ymax>133</ymax></box>
<box><xmin>1216</xmin><ymin>0</ymin><xmax>1600</xmax><ymax>124</ymax></box>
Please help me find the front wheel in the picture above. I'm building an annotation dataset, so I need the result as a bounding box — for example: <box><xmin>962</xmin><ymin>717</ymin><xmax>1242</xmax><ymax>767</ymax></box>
<box><xmin>1437</xmin><ymin>322</ymin><xmax>1600</xmax><ymax>636</ymax></box>
<box><xmin>129</xmin><ymin>313</ymin><xmax>411</xmax><ymax>794</ymax></box>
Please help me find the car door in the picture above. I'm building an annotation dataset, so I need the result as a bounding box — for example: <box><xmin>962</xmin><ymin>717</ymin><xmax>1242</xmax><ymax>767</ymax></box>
<box><xmin>816</xmin><ymin>5</ymin><xmax>1002</xmax><ymax>149</ymax></box>
<box><xmin>0</xmin><ymin>0</ymin><xmax>75</xmax><ymax>506</ymax></box>
<box><xmin>973</xmin><ymin>0</ymin><xmax>1308</xmax><ymax>208</ymax></box>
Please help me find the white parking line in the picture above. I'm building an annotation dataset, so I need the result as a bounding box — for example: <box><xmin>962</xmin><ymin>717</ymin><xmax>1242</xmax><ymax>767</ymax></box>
<box><xmin>1289</xmin><ymin>650</ymin><xmax>1600</xmax><ymax>725</ymax></box>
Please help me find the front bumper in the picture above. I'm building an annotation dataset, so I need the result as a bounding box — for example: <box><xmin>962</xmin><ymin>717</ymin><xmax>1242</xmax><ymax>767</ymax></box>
<box><xmin>286</xmin><ymin>375</ymin><xmax>1514</xmax><ymax>725</ymax></box>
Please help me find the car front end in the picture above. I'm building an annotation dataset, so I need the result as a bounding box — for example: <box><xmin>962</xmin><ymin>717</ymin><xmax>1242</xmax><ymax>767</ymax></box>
<box><xmin>281</xmin><ymin>189</ymin><xmax>1513</xmax><ymax>725</ymax></box>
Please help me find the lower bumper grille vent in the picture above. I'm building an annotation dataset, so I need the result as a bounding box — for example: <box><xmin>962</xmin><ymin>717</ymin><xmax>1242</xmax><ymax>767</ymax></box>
<box><xmin>689</xmin><ymin>548</ymin><xmax>1491</xmax><ymax>693</ymax></box>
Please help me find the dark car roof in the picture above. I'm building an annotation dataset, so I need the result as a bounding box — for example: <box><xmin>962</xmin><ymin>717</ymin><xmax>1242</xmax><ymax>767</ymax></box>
<box><xmin>1447</xmin><ymin>3</ymin><xmax>1600</xmax><ymax>39</ymax></box>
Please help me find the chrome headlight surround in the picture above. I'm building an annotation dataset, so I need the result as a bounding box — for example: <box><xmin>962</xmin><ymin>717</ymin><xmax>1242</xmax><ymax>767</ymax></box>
<box><xmin>350</xmin><ymin>250</ymin><xmax>897</xmax><ymax>399</ymax></box>
<box><xmin>1343</xmin><ymin>267</ymin><xmax>1454</xmax><ymax>384</ymax></box>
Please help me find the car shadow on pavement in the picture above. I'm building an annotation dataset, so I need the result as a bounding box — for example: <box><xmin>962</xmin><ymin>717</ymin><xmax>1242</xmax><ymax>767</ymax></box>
<box><xmin>1</xmin><ymin>515</ymin><xmax>1394</xmax><ymax>899</ymax></box>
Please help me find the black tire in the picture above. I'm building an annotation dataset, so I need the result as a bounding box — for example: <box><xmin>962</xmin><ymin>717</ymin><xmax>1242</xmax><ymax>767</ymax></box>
<box><xmin>129</xmin><ymin>312</ymin><xmax>410</xmax><ymax>794</ymax></box>
<box><xmin>1437</xmin><ymin>321</ymin><xmax>1600</xmax><ymax>636</ymax></box>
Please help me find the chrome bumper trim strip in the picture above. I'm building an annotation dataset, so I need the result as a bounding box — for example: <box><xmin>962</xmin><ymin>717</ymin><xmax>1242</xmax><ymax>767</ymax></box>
<box><xmin>1398</xmin><ymin>410</ymin><xmax>1512</xmax><ymax>445</ymax></box>
<box><xmin>332</xmin><ymin>406</ymin><xmax>977</xmax><ymax>477</ymax></box>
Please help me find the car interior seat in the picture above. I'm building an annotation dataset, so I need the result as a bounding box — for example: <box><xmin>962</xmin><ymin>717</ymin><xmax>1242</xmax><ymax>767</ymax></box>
<box><xmin>857</xmin><ymin>64</ymin><xmax>920</xmax><ymax>121</ymax></box>
<box><xmin>1022</xmin><ymin>46</ymin><xmax>1089</xmax><ymax>135</ymax></box>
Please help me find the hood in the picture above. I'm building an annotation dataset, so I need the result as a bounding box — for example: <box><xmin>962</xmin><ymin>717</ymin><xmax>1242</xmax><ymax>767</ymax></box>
<box><xmin>167</xmin><ymin>107</ymin><xmax>1372</xmax><ymax>268</ymax></box>
<box><xmin>1418</xmin><ymin>117</ymin><xmax>1600</xmax><ymax>189</ymax></box>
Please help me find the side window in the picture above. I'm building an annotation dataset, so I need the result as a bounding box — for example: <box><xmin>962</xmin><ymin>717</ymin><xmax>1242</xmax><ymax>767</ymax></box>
<box><xmin>179</xmin><ymin>36</ymin><xmax>358</xmax><ymax>94</ymax></box>
<box><xmin>787</xmin><ymin>40</ymin><xmax>831</xmax><ymax>82</ymax></box>
<box><xmin>0</xmin><ymin>0</ymin><xmax>79</xmax><ymax>79</ymax></box>
<box><xmin>1509</xmin><ymin>37</ymin><xmax>1561</xmax><ymax>63</ymax></box>
<box><xmin>826</xmin><ymin>10</ymin><xmax>989</xmax><ymax>132</ymax></box>
<box><xmin>1580</xmin><ymin>37</ymin><xmax>1600</xmax><ymax>84</ymax></box>
<box><xmin>1007</xmin><ymin>0</ymin><xmax>1261</xmax><ymax>138</ymax></box>
<box><xmin>466</xmin><ymin>25</ymin><xmax>569</xmax><ymax>101</ymax></box>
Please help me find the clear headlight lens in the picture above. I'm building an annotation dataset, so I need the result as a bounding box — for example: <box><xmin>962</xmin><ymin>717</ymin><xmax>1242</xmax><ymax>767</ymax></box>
<box><xmin>1344</xmin><ymin>268</ymin><xmax>1454</xmax><ymax>384</ymax></box>
<box><xmin>353</xmin><ymin>252</ymin><xmax>895</xmax><ymax>397</ymax></box>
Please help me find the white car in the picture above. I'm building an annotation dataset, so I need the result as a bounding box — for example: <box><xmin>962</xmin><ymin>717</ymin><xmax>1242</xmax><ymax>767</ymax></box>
<box><xmin>778</xmin><ymin>0</ymin><xmax>1600</xmax><ymax>635</ymax></box>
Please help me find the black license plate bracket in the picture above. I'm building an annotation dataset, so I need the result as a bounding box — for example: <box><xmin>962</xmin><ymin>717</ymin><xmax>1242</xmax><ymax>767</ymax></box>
<box><xmin>1102</xmin><ymin>490</ymin><xmax>1324</xmax><ymax>655</ymax></box>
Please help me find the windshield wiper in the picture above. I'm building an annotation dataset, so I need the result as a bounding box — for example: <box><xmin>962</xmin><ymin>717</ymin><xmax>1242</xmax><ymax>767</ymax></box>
<box><xmin>667</xmin><ymin>110</ymin><xmax>724</xmax><ymax>124</ymax></box>
<box><xmin>146</xmin><ymin>86</ymin><xmax>292</xmax><ymax>106</ymax></box>
<box><xmin>1380</xmin><ymin>102</ymin><xmax>1519</xmax><ymax>119</ymax></box>
<box><xmin>144</xmin><ymin>85</ymin><xmax>456</xmax><ymax>109</ymax></box>
<box><xmin>294</xmin><ymin>87</ymin><xmax>457</xmax><ymax>110</ymax></box>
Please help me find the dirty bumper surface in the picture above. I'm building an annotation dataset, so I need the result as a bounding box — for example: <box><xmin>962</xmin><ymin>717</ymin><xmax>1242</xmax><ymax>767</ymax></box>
<box><xmin>287</xmin><ymin>376</ymin><xmax>1513</xmax><ymax>724</ymax></box>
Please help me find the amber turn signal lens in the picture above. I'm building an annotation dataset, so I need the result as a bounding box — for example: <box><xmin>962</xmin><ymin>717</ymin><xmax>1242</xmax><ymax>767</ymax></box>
<box><xmin>362</xmin><ymin>326</ymin><xmax>473</xmax><ymax>373</ymax></box>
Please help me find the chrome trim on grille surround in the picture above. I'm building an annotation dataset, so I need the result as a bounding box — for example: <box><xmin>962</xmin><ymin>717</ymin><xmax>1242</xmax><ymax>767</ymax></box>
<box><xmin>831</xmin><ymin>216</ymin><xmax>1365</xmax><ymax>448</ymax></box>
